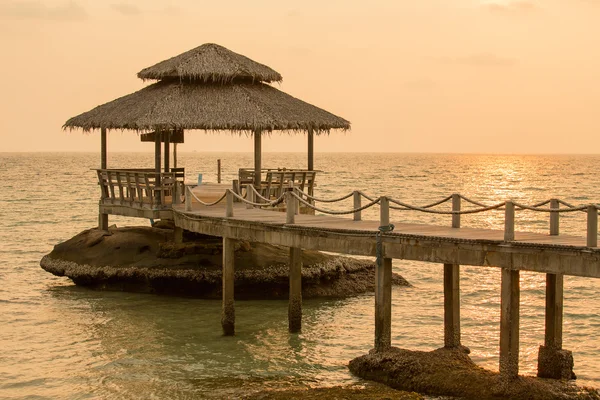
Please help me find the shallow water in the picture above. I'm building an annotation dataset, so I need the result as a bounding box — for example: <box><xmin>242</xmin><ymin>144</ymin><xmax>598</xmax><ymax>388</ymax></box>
<box><xmin>1</xmin><ymin>152</ymin><xmax>599</xmax><ymax>399</ymax></box>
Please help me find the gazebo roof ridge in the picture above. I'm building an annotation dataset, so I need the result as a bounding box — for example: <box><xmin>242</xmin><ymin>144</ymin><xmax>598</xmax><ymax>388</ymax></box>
<box><xmin>137</xmin><ymin>43</ymin><xmax>283</xmax><ymax>84</ymax></box>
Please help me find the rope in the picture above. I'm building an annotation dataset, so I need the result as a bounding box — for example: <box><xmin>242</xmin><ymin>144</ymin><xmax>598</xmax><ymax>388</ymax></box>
<box><xmin>512</xmin><ymin>201</ymin><xmax>589</xmax><ymax>213</ymax></box>
<box><xmin>459</xmin><ymin>195</ymin><xmax>490</xmax><ymax>208</ymax></box>
<box><xmin>390</xmin><ymin>195</ymin><xmax>453</xmax><ymax>211</ymax></box>
<box><xmin>531</xmin><ymin>199</ymin><xmax>552</xmax><ymax>208</ymax></box>
<box><xmin>292</xmin><ymin>192</ymin><xmax>381</xmax><ymax>215</ymax></box>
<box><xmin>230</xmin><ymin>189</ymin><xmax>286</xmax><ymax>208</ymax></box>
<box><xmin>187</xmin><ymin>188</ymin><xmax>227</xmax><ymax>206</ymax></box>
<box><xmin>247</xmin><ymin>184</ymin><xmax>273</xmax><ymax>203</ymax></box>
<box><xmin>387</xmin><ymin>197</ymin><xmax>507</xmax><ymax>215</ymax></box>
<box><xmin>294</xmin><ymin>188</ymin><xmax>355</xmax><ymax>203</ymax></box>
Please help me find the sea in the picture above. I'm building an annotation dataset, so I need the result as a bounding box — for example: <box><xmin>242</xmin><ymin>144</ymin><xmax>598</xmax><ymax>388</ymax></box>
<box><xmin>1</xmin><ymin>152</ymin><xmax>599</xmax><ymax>399</ymax></box>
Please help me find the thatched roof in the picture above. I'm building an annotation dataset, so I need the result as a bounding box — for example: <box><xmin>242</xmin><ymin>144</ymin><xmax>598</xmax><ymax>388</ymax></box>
<box><xmin>63</xmin><ymin>80</ymin><xmax>350</xmax><ymax>133</ymax></box>
<box><xmin>137</xmin><ymin>43</ymin><xmax>282</xmax><ymax>83</ymax></box>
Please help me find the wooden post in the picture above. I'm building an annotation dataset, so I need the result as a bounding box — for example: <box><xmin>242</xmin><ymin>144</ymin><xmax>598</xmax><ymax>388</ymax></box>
<box><xmin>254</xmin><ymin>129</ymin><xmax>262</xmax><ymax>189</ymax></box>
<box><xmin>222</xmin><ymin>237</ymin><xmax>235</xmax><ymax>336</ymax></box>
<box><xmin>375</xmin><ymin>196</ymin><xmax>392</xmax><ymax>352</ymax></box>
<box><xmin>587</xmin><ymin>205</ymin><xmax>597</xmax><ymax>247</ymax></box>
<box><xmin>173</xmin><ymin>143</ymin><xmax>178</xmax><ymax>169</ymax></box>
<box><xmin>499</xmin><ymin>268</ymin><xmax>520</xmax><ymax>380</ymax></box>
<box><xmin>286</xmin><ymin>189</ymin><xmax>295</xmax><ymax>224</ymax></box>
<box><xmin>289</xmin><ymin>246</ymin><xmax>302</xmax><ymax>332</ymax></box>
<box><xmin>504</xmin><ymin>201</ymin><xmax>515</xmax><ymax>241</ymax></box>
<box><xmin>452</xmin><ymin>193</ymin><xmax>461</xmax><ymax>229</ymax></box>
<box><xmin>185</xmin><ymin>186</ymin><xmax>192</xmax><ymax>212</ymax></box>
<box><xmin>154</xmin><ymin>130</ymin><xmax>162</xmax><ymax>207</ymax></box>
<box><xmin>164</xmin><ymin>131</ymin><xmax>170</xmax><ymax>173</ymax></box>
<box><xmin>550</xmin><ymin>199</ymin><xmax>559</xmax><ymax>236</ymax></box>
<box><xmin>246</xmin><ymin>185</ymin><xmax>254</xmax><ymax>209</ymax></box>
<box><xmin>444</xmin><ymin>194</ymin><xmax>461</xmax><ymax>348</ymax></box>
<box><xmin>307</xmin><ymin>128</ymin><xmax>314</xmax><ymax>171</ymax></box>
<box><xmin>217</xmin><ymin>159</ymin><xmax>222</xmax><ymax>184</ymax></box>
<box><xmin>353</xmin><ymin>191</ymin><xmax>362</xmax><ymax>221</ymax></box>
<box><xmin>99</xmin><ymin>128</ymin><xmax>108</xmax><ymax>230</ymax></box>
<box><xmin>173</xmin><ymin>181</ymin><xmax>180</xmax><ymax>205</ymax></box>
<box><xmin>226</xmin><ymin>190</ymin><xmax>234</xmax><ymax>218</ymax></box>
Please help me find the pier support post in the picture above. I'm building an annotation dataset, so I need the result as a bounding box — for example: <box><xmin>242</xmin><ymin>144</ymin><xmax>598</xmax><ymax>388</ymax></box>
<box><xmin>499</xmin><ymin>268</ymin><xmax>520</xmax><ymax>380</ymax></box>
<box><xmin>289</xmin><ymin>247</ymin><xmax>302</xmax><ymax>333</ymax></box>
<box><xmin>444</xmin><ymin>264</ymin><xmax>461</xmax><ymax>348</ymax></box>
<box><xmin>375</xmin><ymin>197</ymin><xmax>392</xmax><ymax>352</ymax></box>
<box><xmin>222</xmin><ymin>237</ymin><xmax>235</xmax><ymax>336</ymax></box>
<box><xmin>444</xmin><ymin>194</ymin><xmax>461</xmax><ymax>348</ymax></box>
<box><xmin>537</xmin><ymin>273</ymin><xmax>575</xmax><ymax>379</ymax></box>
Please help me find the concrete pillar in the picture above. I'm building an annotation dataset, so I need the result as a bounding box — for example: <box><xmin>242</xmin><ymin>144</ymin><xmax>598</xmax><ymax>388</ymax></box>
<box><xmin>222</xmin><ymin>237</ymin><xmax>235</xmax><ymax>336</ymax></box>
<box><xmin>289</xmin><ymin>247</ymin><xmax>302</xmax><ymax>333</ymax></box>
<box><xmin>538</xmin><ymin>273</ymin><xmax>575</xmax><ymax>379</ymax></box>
<box><xmin>375</xmin><ymin>197</ymin><xmax>392</xmax><ymax>352</ymax></box>
<box><xmin>443</xmin><ymin>263</ymin><xmax>461</xmax><ymax>348</ymax></box>
<box><xmin>499</xmin><ymin>268</ymin><xmax>520</xmax><ymax>380</ymax></box>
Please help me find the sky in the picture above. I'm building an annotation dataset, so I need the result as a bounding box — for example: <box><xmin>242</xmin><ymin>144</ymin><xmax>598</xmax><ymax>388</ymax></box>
<box><xmin>0</xmin><ymin>0</ymin><xmax>599</xmax><ymax>154</ymax></box>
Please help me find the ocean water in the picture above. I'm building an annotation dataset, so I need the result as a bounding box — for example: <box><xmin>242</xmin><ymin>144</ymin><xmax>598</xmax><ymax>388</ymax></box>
<box><xmin>1</xmin><ymin>152</ymin><xmax>599</xmax><ymax>399</ymax></box>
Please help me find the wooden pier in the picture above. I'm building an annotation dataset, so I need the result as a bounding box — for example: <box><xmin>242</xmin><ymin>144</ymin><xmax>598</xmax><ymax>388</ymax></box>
<box><xmin>170</xmin><ymin>186</ymin><xmax>599</xmax><ymax>381</ymax></box>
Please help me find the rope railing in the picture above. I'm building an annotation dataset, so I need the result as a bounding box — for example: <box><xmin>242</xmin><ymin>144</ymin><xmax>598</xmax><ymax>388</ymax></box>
<box><xmin>292</xmin><ymin>191</ymin><xmax>382</xmax><ymax>215</ymax></box>
<box><xmin>229</xmin><ymin>189</ymin><xmax>286</xmax><ymax>208</ymax></box>
<box><xmin>181</xmin><ymin>184</ymin><xmax>599</xmax><ymax>248</ymax></box>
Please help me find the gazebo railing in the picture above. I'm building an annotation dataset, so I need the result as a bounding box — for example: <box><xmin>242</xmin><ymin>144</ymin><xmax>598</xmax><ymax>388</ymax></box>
<box><xmin>96</xmin><ymin>169</ymin><xmax>183</xmax><ymax>208</ymax></box>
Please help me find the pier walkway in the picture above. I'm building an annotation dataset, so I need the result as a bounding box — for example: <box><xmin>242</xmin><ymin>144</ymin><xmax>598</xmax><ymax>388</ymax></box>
<box><xmin>168</xmin><ymin>185</ymin><xmax>600</xmax><ymax>382</ymax></box>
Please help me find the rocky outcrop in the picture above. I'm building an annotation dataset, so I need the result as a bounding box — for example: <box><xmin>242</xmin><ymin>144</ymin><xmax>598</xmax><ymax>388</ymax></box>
<box><xmin>41</xmin><ymin>226</ymin><xmax>409</xmax><ymax>299</ymax></box>
<box><xmin>349</xmin><ymin>346</ymin><xmax>600</xmax><ymax>400</ymax></box>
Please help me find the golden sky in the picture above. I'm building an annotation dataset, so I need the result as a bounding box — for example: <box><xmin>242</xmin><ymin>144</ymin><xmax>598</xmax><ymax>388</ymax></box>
<box><xmin>1</xmin><ymin>0</ymin><xmax>598</xmax><ymax>153</ymax></box>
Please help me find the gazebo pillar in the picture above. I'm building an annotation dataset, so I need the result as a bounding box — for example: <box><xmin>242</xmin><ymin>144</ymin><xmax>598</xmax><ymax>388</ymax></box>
<box><xmin>254</xmin><ymin>129</ymin><xmax>262</xmax><ymax>189</ymax></box>
<box><xmin>307</xmin><ymin>128</ymin><xmax>314</xmax><ymax>171</ymax></box>
<box><xmin>154</xmin><ymin>130</ymin><xmax>162</xmax><ymax>206</ymax></box>
<box><xmin>99</xmin><ymin>128</ymin><xmax>108</xmax><ymax>230</ymax></box>
<box><xmin>164</xmin><ymin>130</ymin><xmax>170</xmax><ymax>173</ymax></box>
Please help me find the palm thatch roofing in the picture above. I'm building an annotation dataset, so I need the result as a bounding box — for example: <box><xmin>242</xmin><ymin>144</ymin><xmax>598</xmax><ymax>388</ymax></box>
<box><xmin>138</xmin><ymin>43</ymin><xmax>282</xmax><ymax>83</ymax></box>
<box><xmin>64</xmin><ymin>80</ymin><xmax>349</xmax><ymax>133</ymax></box>
<box><xmin>64</xmin><ymin>43</ymin><xmax>350</xmax><ymax>133</ymax></box>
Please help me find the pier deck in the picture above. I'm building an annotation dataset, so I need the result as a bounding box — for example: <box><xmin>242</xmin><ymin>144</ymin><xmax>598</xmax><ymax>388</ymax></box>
<box><xmin>173</xmin><ymin>203</ymin><xmax>600</xmax><ymax>279</ymax></box>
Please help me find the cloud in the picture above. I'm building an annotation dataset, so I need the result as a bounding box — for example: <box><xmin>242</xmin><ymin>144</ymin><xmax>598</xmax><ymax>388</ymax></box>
<box><xmin>433</xmin><ymin>53</ymin><xmax>516</xmax><ymax>68</ymax></box>
<box><xmin>484</xmin><ymin>1</ymin><xmax>538</xmax><ymax>14</ymax></box>
<box><xmin>0</xmin><ymin>1</ymin><xmax>87</xmax><ymax>21</ymax></box>
<box><xmin>110</xmin><ymin>3</ymin><xmax>142</xmax><ymax>16</ymax></box>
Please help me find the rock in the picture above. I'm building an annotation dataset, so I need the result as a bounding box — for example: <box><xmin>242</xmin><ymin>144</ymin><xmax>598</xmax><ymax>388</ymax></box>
<box><xmin>538</xmin><ymin>345</ymin><xmax>576</xmax><ymax>380</ymax></box>
<box><xmin>349</xmin><ymin>346</ymin><xmax>600</xmax><ymax>400</ymax></box>
<box><xmin>242</xmin><ymin>382</ymin><xmax>423</xmax><ymax>399</ymax></box>
<box><xmin>40</xmin><ymin>226</ymin><xmax>410</xmax><ymax>299</ymax></box>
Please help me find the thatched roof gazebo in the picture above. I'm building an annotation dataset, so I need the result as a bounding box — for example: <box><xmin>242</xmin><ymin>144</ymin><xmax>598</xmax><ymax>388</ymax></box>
<box><xmin>65</xmin><ymin>43</ymin><xmax>350</xmax><ymax>189</ymax></box>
